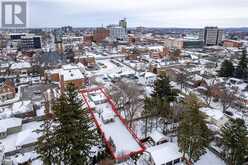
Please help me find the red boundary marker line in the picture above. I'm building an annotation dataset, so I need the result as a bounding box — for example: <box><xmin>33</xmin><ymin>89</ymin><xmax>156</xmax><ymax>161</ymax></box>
<box><xmin>81</xmin><ymin>92</ymin><xmax>118</xmax><ymax>160</ymax></box>
<box><xmin>81</xmin><ymin>87</ymin><xmax>145</xmax><ymax>161</ymax></box>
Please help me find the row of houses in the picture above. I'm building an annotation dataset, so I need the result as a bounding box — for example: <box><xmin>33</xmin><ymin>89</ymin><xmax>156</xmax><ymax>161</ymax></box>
<box><xmin>0</xmin><ymin>61</ymin><xmax>32</xmax><ymax>76</ymax></box>
<box><xmin>121</xmin><ymin>46</ymin><xmax>181</xmax><ymax>61</ymax></box>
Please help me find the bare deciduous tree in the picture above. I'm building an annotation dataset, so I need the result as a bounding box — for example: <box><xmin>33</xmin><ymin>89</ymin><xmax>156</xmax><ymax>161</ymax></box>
<box><xmin>219</xmin><ymin>87</ymin><xmax>238</xmax><ymax>113</ymax></box>
<box><xmin>176</xmin><ymin>72</ymin><xmax>188</xmax><ymax>90</ymax></box>
<box><xmin>110</xmin><ymin>80</ymin><xmax>144</xmax><ymax>128</ymax></box>
<box><xmin>203</xmin><ymin>79</ymin><xmax>216</xmax><ymax>106</ymax></box>
<box><xmin>108</xmin><ymin>84</ymin><xmax>124</xmax><ymax>110</ymax></box>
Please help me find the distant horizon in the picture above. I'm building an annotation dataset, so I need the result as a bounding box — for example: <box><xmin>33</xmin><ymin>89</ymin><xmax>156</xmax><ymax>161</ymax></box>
<box><xmin>2</xmin><ymin>26</ymin><xmax>248</xmax><ymax>29</ymax></box>
<box><xmin>22</xmin><ymin>0</ymin><xmax>248</xmax><ymax>28</ymax></box>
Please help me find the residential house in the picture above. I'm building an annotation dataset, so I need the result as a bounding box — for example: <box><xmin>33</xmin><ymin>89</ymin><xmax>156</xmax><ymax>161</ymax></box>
<box><xmin>46</xmin><ymin>64</ymin><xmax>85</xmax><ymax>91</ymax></box>
<box><xmin>139</xmin><ymin>72</ymin><xmax>157</xmax><ymax>86</ymax></box>
<box><xmin>0</xmin><ymin>80</ymin><xmax>16</xmax><ymax>102</ymax></box>
<box><xmin>0</xmin><ymin>63</ymin><xmax>10</xmax><ymax>76</ymax></box>
<box><xmin>0</xmin><ymin>118</ymin><xmax>22</xmax><ymax>139</ymax></box>
<box><xmin>9</xmin><ymin>61</ymin><xmax>31</xmax><ymax>75</ymax></box>
<box><xmin>78</xmin><ymin>56</ymin><xmax>96</xmax><ymax>68</ymax></box>
<box><xmin>138</xmin><ymin>142</ymin><xmax>183</xmax><ymax>165</ymax></box>
<box><xmin>12</xmin><ymin>100</ymin><xmax>34</xmax><ymax>118</ymax></box>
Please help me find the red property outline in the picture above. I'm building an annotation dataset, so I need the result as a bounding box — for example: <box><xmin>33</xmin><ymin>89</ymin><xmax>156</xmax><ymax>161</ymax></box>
<box><xmin>80</xmin><ymin>87</ymin><xmax>145</xmax><ymax>161</ymax></box>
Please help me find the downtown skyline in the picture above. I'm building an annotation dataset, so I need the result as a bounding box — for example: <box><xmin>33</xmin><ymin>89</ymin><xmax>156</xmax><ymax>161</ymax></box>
<box><xmin>27</xmin><ymin>0</ymin><xmax>248</xmax><ymax>28</ymax></box>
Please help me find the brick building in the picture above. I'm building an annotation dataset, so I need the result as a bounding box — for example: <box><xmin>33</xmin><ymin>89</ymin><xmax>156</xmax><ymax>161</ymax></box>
<box><xmin>84</xmin><ymin>35</ymin><xmax>93</xmax><ymax>45</ymax></box>
<box><xmin>223</xmin><ymin>39</ymin><xmax>242</xmax><ymax>48</ymax></box>
<box><xmin>45</xmin><ymin>64</ymin><xmax>85</xmax><ymax>92</ymax></box>
<box><xmin>93</xmin><ymin>28</ymin><xmax>110</xmax><ymax>43</ymax></box>
<box><xmin>0</xmin><ymin>80</ymin><xmax>16</xmax><ymax>102</ymax></box>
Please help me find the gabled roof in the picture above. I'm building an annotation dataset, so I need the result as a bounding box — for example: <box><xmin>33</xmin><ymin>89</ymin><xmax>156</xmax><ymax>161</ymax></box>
<box><xmin>146</xmin><ymin>142</ymin><xmax>182</xmax><ymax>165</ymax></box>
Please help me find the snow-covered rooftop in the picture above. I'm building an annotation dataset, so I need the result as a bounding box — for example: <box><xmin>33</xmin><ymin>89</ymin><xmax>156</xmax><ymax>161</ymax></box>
<box><xmin>0</xmin><ymin>117</ymin><xmax>22</xmax><ymax>132</ymax></box>
<box><xmin>195</xmin><ymin>149</ymin><xmax>226</xmax><ymax>165</ymax></box>
<box><xmin>62</xmin><ymin>64</ymin><xmax>79</xmax><ymax>70</ymax></box>
<box><xmin>12</xmin><ymin>100</ymin><xmax>33</xmax><ymax>115</ymax></box>
<box><xmin>89</xmin><ymin>92</ymin><xmax>107</xmax><ymax>104</ymax></box>
<box><xmin>10</xmin><ymin>62</ymin><xmax>31</xmax><ymax>70</ymax></box>
<box><xmin>60</xmin><ymin>69</ymin><xmax>84</xmax><ymax>81</ymax></box>
<box><xmin>146</xmin><ymin>142</ymin><xmax>182</xmax><ymax>165</ymax></box>
<box><xmin>144</xmin><ymin>72</ymin><xmax>157</xmax><ymax>79</ymax></box>
<box><xmin>200</xmin><ymin>107</ymin><xmax>224</xmax><ymax>121</ymax></box>
<box><xmin>0</xmin><ymin>121</ymin><xmax>42</xmax><ymax>153</ymax></box>
<box><xmin>149</xmin><ymin>130</ymin><xmax>167</xmax><ymax>144</ymax></box>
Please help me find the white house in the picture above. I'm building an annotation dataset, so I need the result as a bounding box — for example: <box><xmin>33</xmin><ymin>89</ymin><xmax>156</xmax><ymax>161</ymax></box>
<box><xmin>101</xmin><ymin>111</ymin><xmax>115</xmax><ymax>124</ymax></box>
<box><xmin>89</xmin><ymin>92</ymin><xmax>107</xmax><ymax>105</ymax></box>
<box><xmin>149</xmin><ymin>130</ymin><xmax>168</xmax><ymax>145</ymax></box>
<box><xmin>138</xmin><ymin>142</ymin><xmax>183</xmax><ymax>165</ymax></box>
<box><xmin>139</xmin><ymin>72</ymin><xmax>157</xmax><ymax>86</ymax></box>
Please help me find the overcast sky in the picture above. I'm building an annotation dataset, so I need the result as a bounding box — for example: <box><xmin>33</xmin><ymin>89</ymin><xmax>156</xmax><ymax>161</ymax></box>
<box><xmin>29</xmin><ymin>0</ymin><xmax>248</xmax><ymax>28</ymax></box>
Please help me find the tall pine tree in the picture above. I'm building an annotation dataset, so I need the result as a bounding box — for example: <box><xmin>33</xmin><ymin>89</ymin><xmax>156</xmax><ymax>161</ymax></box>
<box><xmin>151</xmin><ymin>72</ymin><xmax>178</xmax><ymax>103</ymax></box>
<box><xmin>36</xmin><ymin>84</ymin><xmax>99</xmax><ymax>165</ymax></box>
<box><xmin>151</xmin><ymin>73</ymin><xmax>178</xmax><ymax>133</ymax></box>
<box><xmin>143</xmin><ymin>97</ymin><xmax>156</xmax><ymax>137</ymax></box>
<box><xmin>220</xmin><ymin>118</ymin><xmax>248</xmax><ymax>165</ymax></box>
<box><xmin>218</xmin><ymin>60</ymin><xmax>234</xmax><ymax>77</ymax></box>
<box><xmin>235</xmin><ymin>49</ymin><xmax>248</xmax><ymax>79</ymax></box>
<box><xmin>177</xmin><ymin>94</ymin><xmax>212</xmax><ymax>163</ymax></box>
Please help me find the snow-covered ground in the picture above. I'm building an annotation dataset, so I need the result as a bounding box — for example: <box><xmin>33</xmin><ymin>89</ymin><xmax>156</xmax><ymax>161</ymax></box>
<box><xmin>95</xmin><ymin>104</ymin><xmax>141</xmax><ymax>154</ymax></box>
<box><xmin>81</xmin><ymin>89</ymin><xmax>144</xmax><ymax>159</ymax></box>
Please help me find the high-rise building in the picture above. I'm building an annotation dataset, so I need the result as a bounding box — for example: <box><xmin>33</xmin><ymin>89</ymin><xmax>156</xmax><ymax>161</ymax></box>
<box><xmin>108</xmin><ymin>25</ymin><xmax>127</xmax><ymax>41</ymax></box>
<box><xmin>119</xmin><ymin>18</ymin><xmax>127</xmax><ymax>31</ymax></box>
<box><xmin>9</xmin><ymin>33</ymin><xmax>42</xmax><ymax>50</ymax></box>
<box><xmin>21</xmin><ymin>35</ymin><xmax>42</xmax><ymax>49</ymax></box>
<box><xmin>199</xmin><ymin>27</ymin><xmax>224</xmax><ymax>46</ymax></box>
<box><xmin>217</xmin><ymin>29</ymin><xmax>224</xmax><ymax>45</ymax></box>
<box><xmin>55</xmin><ymin>36</ymin><xmax>64</xmax><ymax>54</ymax></box>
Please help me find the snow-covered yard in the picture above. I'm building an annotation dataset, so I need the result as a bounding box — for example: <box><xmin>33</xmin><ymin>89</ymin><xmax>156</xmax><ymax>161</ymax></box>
<box><xmin>81</xmin><ymin>88</ymin><xmax>144</xmax><ymax>160</ymax></box>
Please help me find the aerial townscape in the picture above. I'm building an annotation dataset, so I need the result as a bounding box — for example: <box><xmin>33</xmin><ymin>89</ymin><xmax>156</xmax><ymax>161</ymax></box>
<box><xmin>0</xmin><ymin>1</ymin><xmax>248</xmax><ymax>165</ymax></box>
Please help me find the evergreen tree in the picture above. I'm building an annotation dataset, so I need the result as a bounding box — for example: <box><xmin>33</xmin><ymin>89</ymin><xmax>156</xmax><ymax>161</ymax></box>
<box><xmin>218</xmin><ymin>60</ymin><xmax>234</xmax><ymax>77</ymax></box>
<box><xmin>220</xmin><ymin>118</ymin><xmax>248</xmax><ymax>165</ymax></box>
<box><xmin>151</xmin><ymin>72</ymin><xmax>178</xmax><ymax>102</ymax></box>
<box><xmin>150</xmin><ymin>73</ymin><xmax>176</xmax><ymax>130</ymax></box>
<box><xmin>235</xmin><ymin>49</ymin><xmax>248</xmax><ymax>79</ymax></box>
<box><xmin>36</xmin><ymin>115</ymin><xmax>57</xmax><ymax>164</ymax></box>
<box><xmin>177</xmin><ymin>94</ymin><xmax>212</xmax><ymax>163</ymax></box>
<box><xmin>143</xmin><ymin>97</ymin><xmax>155</xmax><ymax>137</ymax></box>
<box><xmin>154</xmin><ymin>96</ymin><xmax>172</xmax><ymax>133</ymax></box>
<box><xmin>151</xmin><ymin>73</ymin><xmax>178</xmax><ymax>133</ymax></box>
<box><xmin>36</xmin><ymin>84</ymin><xmax>99</xmax><ymax>165</ymax></box>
